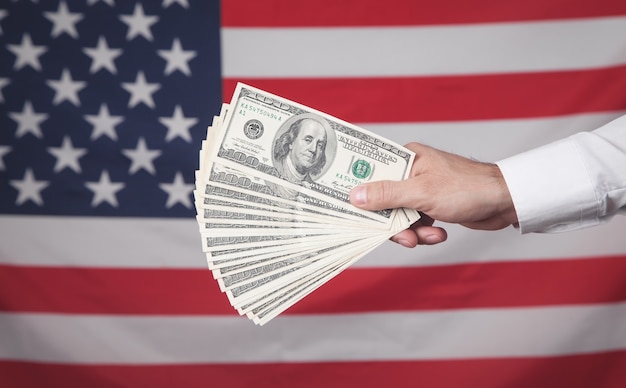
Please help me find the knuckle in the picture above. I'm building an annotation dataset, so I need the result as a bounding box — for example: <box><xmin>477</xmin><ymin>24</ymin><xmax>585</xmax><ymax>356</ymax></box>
<box><xmin>376</xmin><ymin>180</ymin><xmax>397</xmax><ymax>205</ymax></box>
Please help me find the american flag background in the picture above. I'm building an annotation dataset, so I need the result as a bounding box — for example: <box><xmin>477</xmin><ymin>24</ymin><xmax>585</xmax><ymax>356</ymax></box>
<box><xmin>1</xmin><ymin>0</ymin><xmax>626</xmax><ymax>387</ymax></box>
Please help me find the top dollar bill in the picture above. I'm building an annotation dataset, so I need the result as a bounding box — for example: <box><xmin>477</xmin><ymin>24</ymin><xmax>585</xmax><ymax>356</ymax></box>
<box><xmin>211</xmin><ymin>83</ymin><xmax>416</xmax><ymax>224</ymax></box>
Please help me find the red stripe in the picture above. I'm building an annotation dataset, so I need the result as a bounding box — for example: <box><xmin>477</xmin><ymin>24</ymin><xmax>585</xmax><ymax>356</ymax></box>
<box><xmin>222</xmin><ymin>65</ymin><xmax>626</xmax><ymax>123</ymax></box>
<box><xmin>0</xmin><ymin>266</ymin><xmax>233</xmax><ymax>315</ymax></box>
<box><xmin>1</xmin><ymin>255</ymin><xmax>626</xmax><ymax>315</ymax></box>
<box><xmin>222</xmin><ymin>0</ymin><xmax>626</xmax><ymax>27</ymax></box>
<box><xmin>293</xmin><ymin>255</ymin><xmax>626</xmax><ymax>314</ymax></box>
<box><xmin>2</xmin><ymin>351</ymin><xmax>626</xmax><ymax>387</ymax></box>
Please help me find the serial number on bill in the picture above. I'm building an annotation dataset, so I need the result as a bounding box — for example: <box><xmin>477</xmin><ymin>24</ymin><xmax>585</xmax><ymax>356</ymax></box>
<box><xmin>239</xmin><ymin>103</ymin><xmax>281</xmax><ymax>120</ymax></box>
<box><xmin>336</xmin><ymin>173</ymin><xmax>361</xmax><ymax>186</ymax></box>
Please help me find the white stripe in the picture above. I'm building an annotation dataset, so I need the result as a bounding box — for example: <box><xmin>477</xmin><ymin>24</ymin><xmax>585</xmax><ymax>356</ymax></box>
<box><xmin>362</xmin><ymin>112</ymin><xmax>625</xmax><ymax>162</ymax></box>
<box><xmin>357</xmin><ymin>217</ymin><xmax>626</xmax><ymax>267</ymax></box>
<box><xmin>1</xmin><ymin>214</ymin><xmax>624</xmax><ymax>268</ymax></box>
<box><xmin>222</xmin><ymin>17</ymin><xmax>626</xmax><ymax>77</ymax></box>
<box><xmin>2</xmin><ymin>303</ymin><xmax>626</xmax><ymax>363</ymax></box>
<box><xmin>0</xmin><ymin>215</ymin><xmax>206</xmax><ymax>268</ymax></box>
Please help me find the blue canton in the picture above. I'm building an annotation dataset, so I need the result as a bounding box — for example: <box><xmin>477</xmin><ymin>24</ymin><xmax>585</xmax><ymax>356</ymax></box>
<box><xmin>0</xmin><ymin>0</ymin><xmax>222</xmax><ymax>218</ymax></box>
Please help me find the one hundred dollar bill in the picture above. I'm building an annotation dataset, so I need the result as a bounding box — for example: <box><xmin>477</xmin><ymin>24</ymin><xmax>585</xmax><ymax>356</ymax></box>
<box><xmin>208</xmin><ymin>83</ymin><xmax>417</xmax><ymax>225</ymax></box>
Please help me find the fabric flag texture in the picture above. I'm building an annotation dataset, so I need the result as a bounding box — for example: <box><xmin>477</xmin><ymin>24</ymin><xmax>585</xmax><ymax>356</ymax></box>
<box><xmin>1</xmin><ymin>0</ymin><xmax>626</xmax><ymax>387</ymax></box>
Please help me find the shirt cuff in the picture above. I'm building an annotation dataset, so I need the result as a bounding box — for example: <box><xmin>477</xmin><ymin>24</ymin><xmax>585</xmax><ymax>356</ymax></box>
<box><xmin>495</xmin><ymin>137</ymin><xmax>599</xmax><ymax>234</ymax></box>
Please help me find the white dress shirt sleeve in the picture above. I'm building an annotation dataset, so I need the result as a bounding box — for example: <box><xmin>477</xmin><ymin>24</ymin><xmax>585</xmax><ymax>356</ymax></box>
<box><xmin>496</xmin><ymin>115</ymin><xmax>626</xmax><ymax>233</ymax></box>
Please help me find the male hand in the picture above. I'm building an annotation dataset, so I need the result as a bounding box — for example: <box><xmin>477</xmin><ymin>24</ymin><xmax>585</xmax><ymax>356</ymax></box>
<box><xmin>349</xmin><ymin>142</ymin><xmax>518</xmax><ymax>247</ymax></box>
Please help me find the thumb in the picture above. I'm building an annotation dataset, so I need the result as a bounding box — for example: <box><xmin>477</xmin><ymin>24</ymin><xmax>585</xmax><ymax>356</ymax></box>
<box><xmin>349</xmin><ymin>180</ymin><xmax>410</xmax><ymax>211</ymax></box>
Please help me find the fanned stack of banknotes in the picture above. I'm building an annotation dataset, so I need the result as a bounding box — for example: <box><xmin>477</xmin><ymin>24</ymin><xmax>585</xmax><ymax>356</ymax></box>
<box><xmin>194</xmin><ymin>83</ymin><xmax>420</xmax><ymax>325</ymax></box>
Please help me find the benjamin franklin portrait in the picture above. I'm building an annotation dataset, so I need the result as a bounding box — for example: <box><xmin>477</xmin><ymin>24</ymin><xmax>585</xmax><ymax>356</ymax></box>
<box><xmin>269</xmin><ymin>113</ymin><xmax>337</xmax><ymax>198</ymax></box>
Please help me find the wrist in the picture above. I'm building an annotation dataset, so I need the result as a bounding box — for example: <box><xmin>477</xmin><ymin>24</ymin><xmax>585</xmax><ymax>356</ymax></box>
<box><xmin>490</xmin><ymin>163</ymin><xmax>519</xmax><ymax>227</ymax></box>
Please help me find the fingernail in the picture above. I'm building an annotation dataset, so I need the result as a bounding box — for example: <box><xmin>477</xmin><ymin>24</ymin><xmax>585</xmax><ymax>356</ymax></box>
<box><xmin>351</xmin><ymin>186</ymin><xmax>367</xmax><ymax>205</ymax></box>
<box><xmin>398</xmin><ymin>239</ymin><xmax>412</xmax><ymax>248</ymax></box>
<box><xmin>423</xmin><ymin>234</ymin><xmax>443</xmax><ymax>245</ymax></box>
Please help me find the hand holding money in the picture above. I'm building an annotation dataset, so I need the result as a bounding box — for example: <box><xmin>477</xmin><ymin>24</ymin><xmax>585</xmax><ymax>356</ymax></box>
<box><xmin>194</xmin><ymin>83</ymin><xmax>420</xmax><ymax>325</ymax></box>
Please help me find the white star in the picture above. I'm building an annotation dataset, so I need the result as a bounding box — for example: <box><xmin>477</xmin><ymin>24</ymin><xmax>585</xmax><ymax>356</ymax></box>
<box><xmin>122</xmin><ymin>137</ymin><xmax>162</xmax><ymax>175</ymax></box>
<box><xmin>0</xmin><ymin>10</ymin><xmax>7</xmax><ymax>35</ymax></box>
<box><xmin>44</xmin><ymin>1</ymin><xmax>83</xmax><ymax>39</ymax></box>
<box><xmin>0</xmin><ymin>78</ymin><xmax>9</xmax><ymax>103</ymax></box>
<box><xmin>159</xmin><ymin>172</ymin><xmax>194</xmax><ymax>208</ymax></box>
<box><xmin>84</xmin><ymin>103</ymin><xmax>124</xmax><ymax>140</ymax></box>
<box><xmin>87</xmin><ymin>0</ymin><xmax>115</xmax><ymax>5</ymax></box>
<box><xmin>159</xmin><ymin>105</ymin><xmax>198</xmax><ymax>142</ymax></box>
<box><xmin>7</xmin><ymin>33</ymin><xmax>48</xmax><ymax>71</ymax></box>
<box><xmin>85</xmin><ymin>170</ymin><xmax>125</xmax><ymax>207</ymax></box>
<box><xmin>0</xmin><ymin>145</ymin><xmax>11</xmax><ymax>170</ymax></box>
<box><xmin>10</xmin><ymin>168</ymin><xmax>49</xmax><ymax>206</ymax></box>
<box><xmin>9</xmin><ymin>101</ymin><xmax>49</xmax><ymax>138</ymax></box>
<box><xmin>122</xmin><ymin>71</ymin><xmax>160</xmax><ymax>109</ymax></box>
<box><xmin>83</xmin><ymin>36</ymin><xmax>122</xmax><ymax>74</ymax></box>
<box><xmin>158</xmin><ymin>38</ymin><xmax>196</xmax><ymax>76</ymax></box>
<box><xmin>119</xmin><ymin>3</ymin><xmax>159</xmax><ymax>41</ymax></box>
<box><xmin>46</xmin><ymin>68</ymin><xmax>86</xmax><ymax>106</ymax></box>
<box><xmin>47</xmin><ymin>136</ymin><xmax>87</xmax><ymax>173</ymax></box>
<box><xmin>162</xmin><ymin>0</ymin><xmax>189</xmax><ymax>8</ymax></box>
